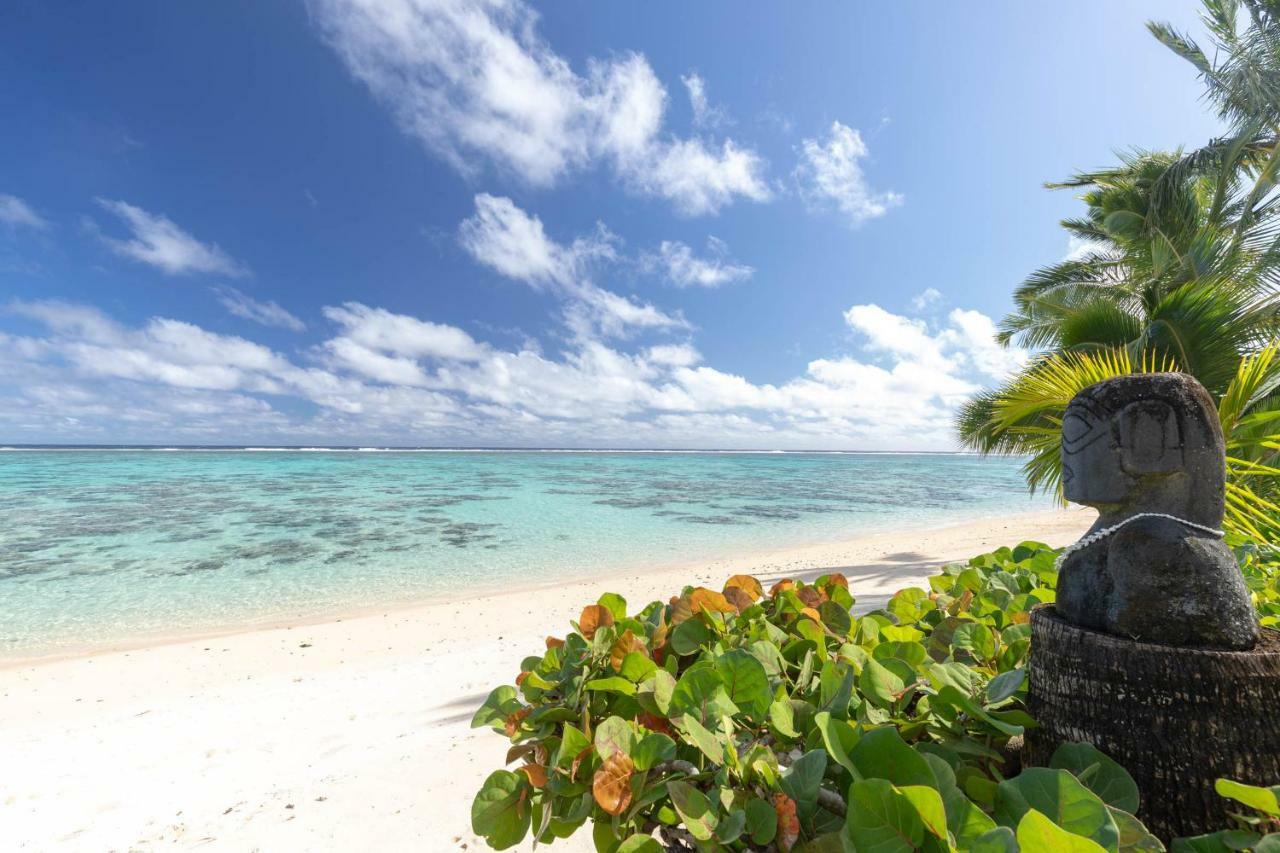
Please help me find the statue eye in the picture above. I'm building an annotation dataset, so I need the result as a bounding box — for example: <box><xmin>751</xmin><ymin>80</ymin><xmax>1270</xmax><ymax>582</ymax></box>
<box><xmin>1062</xmin><ymin>413</ymin><xmax>1093</xmax><ymax>443</ymax></box>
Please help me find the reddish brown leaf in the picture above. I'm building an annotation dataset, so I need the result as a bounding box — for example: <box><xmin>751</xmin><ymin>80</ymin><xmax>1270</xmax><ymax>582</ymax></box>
<box><xmin>769</xmin><ymin>579</ymin><xmax>796</xmax><ymax>598</ymax></box>
<box><xmin>545</xmin><ymin>636</ymin><xmax>565</xmax><ymax>649</ymax></box>
<box><xmin>724</xmin><ymin>574</ymin><xmax>763</xmax><ymax>601</ymax></box>
<box><xmin>517</xmin><ymin>763</ymin><xmax>548</xmax><ymax>788</ymax></box>
<box><xmin>609</xmin><ymin>629</ymin><xmax>648</xmax><ymax>671</ymax></box>
<box><xmin>637</xmin><ymin>713</ymin><xmax>674</xmax><ymax>736</ymax></box>
<box><xmin>823</xmin><ymin>572</ymin><xmax>849</xmax><ymax>589</ymax></box>
<box><xmin>504</xmin><ymin>707</ymin><xmax>531</xmax><ymax>738</ymax></box>
<box><xmin>797</xmin><ymin>586</ymin><xmax>827</xmax><ymax>608</ymax></box>
<box><xmin>689</xmin><ymin>587</ymin><xmax>736</xmax><ymax>615</ymax></box>
<box><xmin>774</xmin><ymin>793</ymin><xmax>800</xmax><ymax>852</ymax></box>
<box><xmin>592</xmin><ymin>752</ymin><xmax>635</xmax><ymax>816</ymax></box>
<box><xmin>515</xmin><ymin>670</ymin><xmax>531</xmax><ymax>687</ymax></box>
<box><xmin>570</xmin><ymin>745</ymin><xmax>592</xmax><ymax>781</ymax></box>
<box><xmin>505</xmin><ymin>742</ymin><xmax>535</xmax><ymax>765</ymax></box>
<box><xmin>949</xmin><ymin>589</ymin><xmax>974</xmax><ymax>616</ymax></box>
<box><xmin>650</xmin><ymin>609</ymin><xmax>670</xmax><ymax>653</ymax></box>
<box><xmin>669</xmin><ymin>595</ymin><xmax>693</xmax><ymax>625</ymax></box>
<box><xmin>579</xmin><ymin>604</ymin><xmax>615</xmax><ymax>640</ymax></box>
<box><xmin>724</xmin><ymin>586</ymin><xmax>755</xmax><ymax>613</ymax></box>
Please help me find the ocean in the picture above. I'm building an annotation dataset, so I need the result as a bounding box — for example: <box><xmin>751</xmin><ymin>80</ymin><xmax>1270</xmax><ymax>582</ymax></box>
<box><xmin>0</xmin><ymin>449</ymin><xmax>1048</xmax><ymax>656</ymax></box>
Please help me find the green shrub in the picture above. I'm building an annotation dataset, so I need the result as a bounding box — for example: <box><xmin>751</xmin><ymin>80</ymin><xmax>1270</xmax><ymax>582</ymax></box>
<box><xmin>471</xmin><ymin>541</ymin><xmax>1280</xmax><ymax>851</ymax></box>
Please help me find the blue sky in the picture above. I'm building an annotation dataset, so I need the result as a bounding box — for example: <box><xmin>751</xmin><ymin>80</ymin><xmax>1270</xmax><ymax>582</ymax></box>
<box><xmin>0</xmin><ymin>0</ymin><xmax>1222</xmax><ymax>448</ymax></box>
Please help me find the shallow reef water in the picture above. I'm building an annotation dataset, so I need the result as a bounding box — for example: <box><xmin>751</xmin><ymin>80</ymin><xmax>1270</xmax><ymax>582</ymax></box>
<box><xmin>0</xmin><ymin>449</ymin><xmax>1047</xmax><ymax>654</ymax></box>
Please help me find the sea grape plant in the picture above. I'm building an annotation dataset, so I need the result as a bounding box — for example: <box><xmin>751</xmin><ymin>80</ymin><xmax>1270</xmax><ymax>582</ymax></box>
<box><xmin>1174</xmin><ymin>779</ymin><xmax>1280</xmax><ymax>852</ymax></box>
<box><xmin>471</xmin><ymin>540</ymin><xmax>1280</xmax><ymax>851</ymax></box>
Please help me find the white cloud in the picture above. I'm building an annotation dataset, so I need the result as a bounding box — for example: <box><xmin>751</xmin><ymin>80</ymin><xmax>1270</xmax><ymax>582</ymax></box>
<box><xmin>94</xmin><ymin>199</ymin><xmax>248</xmax><ymax>277</ymax></box>
<box><xmin>911</xmin><ymin>287</ymin><xmax>942</xmax><ymax>312</ymax></box>
<box><xmin>457</xmin><ymin>193</ymin><xmax>593</xmax><ymax>289</ymax></box>
<box><xmin>0</xmin><ymin>297</ymin><xmax>1027</xmax><ymax>450</ymax></box>
<box><xmin>651</xmin><ymin>239</ymin><xmax>753</xmax><ymax>288</ymax></box>
<box><xmin>682</xmin><ymin>72</ymin><xmax>727</xmax><ymax>129</ymax></box>
<box><xmin>795</xmin><ymin>122</ymin><xmax>901</xmax><ymax>227</ymax></box>
<box><xmin>0</xmin><ymin>194</ymin><xmax>48</xmax><ymax>229</ymax></box>
<box><xmin>215</xmin><ymin>287</ymin><xmax>306</xmax><ymax>331</ymax></box>
<box><xmin>638</xmin><ymin>138</ymin><xmax>769</xmax><ymax>216</ymax></box>
<box><xmin>646</xmin><ymin>343</ymin><xmax>701</xmax><ymax>367</ymax></box>
<box><xmin>9</xmin><ymin>301</ymin><xmax>286</xmax><ymax>392</ymax></box>
<box><xmin>309</xmin><ymin>0</ymin><xmax>769</xmax><ymax>214</ymax></box>
<box><xmin>323</xmin><ymin>302</ymin><xmax>486</xmax><ymax>361</ymax></box>
<box><xmin>458</xmin><ymin>193</ymin><xmax>685</xmax><ymax>337</ymax></box>
<box><xmin>844</xmin><ymin>304</ymin><xmax>950</xmax><ymax>370</ymax></box>
<box><xmin>939</xmin><ymin>308</ymin><xmax>1028</xmax><ymax>380</ymax></box>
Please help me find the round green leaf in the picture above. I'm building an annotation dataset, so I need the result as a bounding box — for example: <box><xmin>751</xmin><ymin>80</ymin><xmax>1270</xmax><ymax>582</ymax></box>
<box><xmin>849</xmin><ymin>727</ymin><xmax>936</xmax><ymax>788</ymax></box>
<box><xmin>471</xmin><ymin>770</ymin><xmax>531</xmax><ymax>850</ymax></box>
<box><xmin>843</xmin><ymin>778</ymin><xmax>925</xmax><ymax>852</ymax></box>
<box><xmin>859</xmin><ymin>658</ymin><xmax>908</xmax><ymax>709</ymax></box>
<box><xmin>1050</xmin><ymin>742</ymin><xmax>1140</xmax><ymax>814</ymax></box>
<box><xmin>1016</xmin><ymin>808</ymin><xmax>1107</xmax><ymax>852</ymax></box>
<box><xmin>593</xmin><ymin>715</ymin><xmax>635</xmax><ymax>760</ymax></box>
<box><xmin>630</xmin><ymin>732</ymin><xmax>676</xmax><ymax>771</ymax></box>
<box><xmin>616</xmin><ymin>834</ymin><xmax>663</xmax><ymax>853</ymax></box>
<box><xmin>995</xmin><ymin>768</ymin><xmax>1119</xmax><ymax>850</ymax></box>
<box><xmin>745</xmin><ymin>797</ymin><xmax>777</xmax><ymax>845</ymax></box>
<box><xmin>952</xmin><ymin>622</ymin><xmax>997</xmax><ymax>662</ymax></box>
<box><xmin>670</xmin><ymin>618</ymin><xmax>711</xmax><ymax>656</ymax></box>
<box><xmin>985</xmin><ymin>668</ymin><xmax>1025</xmax><ymax>705</ymax></box>
<box><xmin>714</xmin><ymin>649</ymin><xmax>771</xmax><ymax>718</ymax></box>
<box><xmin>670</xmin><ymin>665</ymin><xmax>739</xmax><ymax>725</ymax></box>
<box><xmin>1215</xmin><ymin>778</ymin><xmax>1280</xmax><ymax>817</ymax></box>
<box><xmin>667</xmin><ymin>780</ymin><xmax>718</xmax><ymax>842</ymax></box>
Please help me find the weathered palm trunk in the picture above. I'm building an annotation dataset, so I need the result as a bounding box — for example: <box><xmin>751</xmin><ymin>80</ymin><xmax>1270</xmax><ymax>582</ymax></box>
<box><xmin>1027</xmin><ymin>606</ymin><xmax>1280</xmax><ymax>841</ymax></box>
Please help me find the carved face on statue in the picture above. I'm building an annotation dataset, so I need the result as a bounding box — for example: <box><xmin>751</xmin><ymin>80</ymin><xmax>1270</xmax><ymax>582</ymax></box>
<box><xmin>1054</xmin><ymin>372</ymin><xmax>1257</xmax><ymax>650</ymax></box>
<box><xmin>1060</xmin><ymin>373</ymin><xmax>1225</xmax><ymax>524</ymax></box>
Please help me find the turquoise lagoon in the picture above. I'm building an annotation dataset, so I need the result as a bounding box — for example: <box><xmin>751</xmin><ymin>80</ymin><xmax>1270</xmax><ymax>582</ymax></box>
<box><xmin>0</xmin><ymin>449</ymin><xmax>1048</xmax><ymax>655</ymax></box>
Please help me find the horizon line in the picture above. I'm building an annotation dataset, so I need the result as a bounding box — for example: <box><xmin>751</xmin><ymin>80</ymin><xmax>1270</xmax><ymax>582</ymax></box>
<box><xmin>0</xmin><ymin>443</ymin><xmax>981</xmax><ymax>455</ymax></box>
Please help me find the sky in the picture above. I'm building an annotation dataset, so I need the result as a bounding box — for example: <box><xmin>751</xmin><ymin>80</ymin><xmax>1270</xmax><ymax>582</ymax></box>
<box><xmin>0</xmin><ymin>0</ymin><xmax>1225</xmax><ymax>449</ymax></box>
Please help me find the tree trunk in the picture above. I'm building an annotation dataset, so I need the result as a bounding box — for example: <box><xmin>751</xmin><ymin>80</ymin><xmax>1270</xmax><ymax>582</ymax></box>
<box><xmin>1026</xmin><ymin>606</ymin><xmax>1280</xmax><ymax>841</ymax></box>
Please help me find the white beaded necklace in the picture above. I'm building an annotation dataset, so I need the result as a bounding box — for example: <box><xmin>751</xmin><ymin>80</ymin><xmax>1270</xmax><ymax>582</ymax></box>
<box><xmin>1054</xmin><ymin>512</ymin><xmax>1226</xmax><ymax>571</ymax></box>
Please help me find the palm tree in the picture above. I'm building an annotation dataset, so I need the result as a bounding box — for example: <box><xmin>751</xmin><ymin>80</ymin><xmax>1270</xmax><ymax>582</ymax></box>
<box><xmin>956</xmin><ymin>0</ymin><xmax>1280</xmax><ymax>540</ymax></box>
<box><xmin>992</xmin><ymin>150</ymin><xmax>1279</xmax><ymax>395</ymax></box>
<box><xmin>1147</xmin><ymin>0</ymin><xmax>1280</xmax><ymax>245</ymax></box>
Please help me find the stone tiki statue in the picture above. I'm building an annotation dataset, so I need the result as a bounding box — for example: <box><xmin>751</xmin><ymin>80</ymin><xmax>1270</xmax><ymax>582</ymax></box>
<box><xmin>1056</xmin><ymin>372</ymin><xmax>1258</xmax><ymax>649</ymax></box>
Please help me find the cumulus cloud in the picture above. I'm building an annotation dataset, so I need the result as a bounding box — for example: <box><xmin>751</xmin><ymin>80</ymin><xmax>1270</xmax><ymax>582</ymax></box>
<box><xmin>93</xmin><ymin>199</ymin><xmax>248</xmax><ymax>277</ymax></box>
<box><xmin>8</xmin><ymin>300</ymin><xmax>286</xmax><ymax>392</ymax></box>
<box><xmin>0</xmin><ymin>194</ymin><xmax>48</xmax><ymax>229</ymax></box>
<box><xmin>309</xmin><ymin>0</ymin><xmax>769</xmax><ymax>214</ymax></box>
<box><xmin>458</xmin><ymin>193</ymin><xmax>685</xmax><ymax>336</ymax></box>
<box><xmin>650</xmin><ymin>238</ymin><xmax>753</xmax><ymax>288</ymax></box>
<box><xmin>0</xmin><ymin>294</ymin><xmax>1026</xmax><ymax>449</ymax></box>
<box><xmin>323</xmin><ymin>302</ymin><xmax>486</xmax><ymax>361</ymax></box>
<box><xmin>214</xmin><ymin>287</ymin><xmax>306</xmax><ymax>332</ymax></box>
<box><xmin>795</xmin><ymin>122</ymin><xmax>901</xmax><ymax>227</ymax></box>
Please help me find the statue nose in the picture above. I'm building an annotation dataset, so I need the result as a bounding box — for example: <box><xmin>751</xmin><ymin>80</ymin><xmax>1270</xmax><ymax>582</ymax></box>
<box><xmin>1062</xmin><ymin>464</ymin><xmax>1074</xmax><ymax>485</ymax></box>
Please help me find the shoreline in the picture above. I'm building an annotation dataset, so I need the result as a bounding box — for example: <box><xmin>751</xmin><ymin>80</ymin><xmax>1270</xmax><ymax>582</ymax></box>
<box><xmin>0</xmin><ymin>507</ymin><xmax>1093</xmax><ymax>851</ymax></box>
<box><xmin>2</xmin><ymin>505</ymin><xmax>1061</xmax><ymax>668</ymax></box>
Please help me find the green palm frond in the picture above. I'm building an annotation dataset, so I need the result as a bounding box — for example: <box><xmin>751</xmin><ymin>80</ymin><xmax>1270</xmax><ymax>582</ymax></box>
<box><xmin>957</xmin><ymin>345</ymin><xmax>1280</xmax><ymax>542</ymax></box>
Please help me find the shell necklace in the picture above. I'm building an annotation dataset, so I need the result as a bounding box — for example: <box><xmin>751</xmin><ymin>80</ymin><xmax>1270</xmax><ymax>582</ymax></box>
<box><xmin>1054</xmin><ymin>512</ymin><xmax>1225</xmax><ymax>571</ymax></box>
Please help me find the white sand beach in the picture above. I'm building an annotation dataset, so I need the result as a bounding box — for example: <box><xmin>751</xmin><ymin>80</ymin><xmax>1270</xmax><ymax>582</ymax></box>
<box><xmin>0</xmin><ymin>508</ymin><xmax>1093</xmax><ymax>851</ymax></box>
